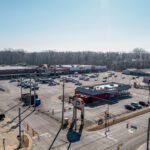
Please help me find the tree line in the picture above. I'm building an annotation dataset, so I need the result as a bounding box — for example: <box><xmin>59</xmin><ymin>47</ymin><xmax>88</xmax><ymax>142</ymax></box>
<box><xmin>0</xmin><ymin>48</ymin><xmax>149</xmax><ymax>71</ymax></box>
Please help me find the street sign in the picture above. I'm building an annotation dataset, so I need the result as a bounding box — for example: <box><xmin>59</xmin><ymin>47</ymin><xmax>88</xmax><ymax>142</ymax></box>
<box><xmin>130</xmin><ymin>125</ymin><xmax>137</xmax><ymax>130</ymax></box>
<box><xmin>76</xmin><ymin>101</ymin><xmax>80</xmax><ymax>105</ymax></box>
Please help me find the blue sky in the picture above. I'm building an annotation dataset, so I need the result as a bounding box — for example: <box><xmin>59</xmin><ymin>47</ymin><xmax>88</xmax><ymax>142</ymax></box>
<box><xmin>0</xmin><ymin>0</ymin><xmax>150</xmax><ymax>52</ymax></box>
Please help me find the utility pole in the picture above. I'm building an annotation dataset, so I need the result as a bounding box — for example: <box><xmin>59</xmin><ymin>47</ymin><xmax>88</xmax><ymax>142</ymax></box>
<box><xmin>34</xmin><ymin>83</ymin><xmax>36</xmax><ymax>110</ymax></box>
<box><xmin>74</xmin><ymin>102</ymin><xmax>77</xmax><ymax>131</ymax></box>
<box><xmin>29</xmin><ymin>74</ymin><xmax>31</xmax><ymax>107</ymax></box>
<box><xmin>21</xmin><ymin>78</ymin><xmax>22</xmax><ymax>101</ymax></box>
<box><xmin>62</xmin><ymin>81</ymin><xmax>65</xmax><ymax>127</ymax></box>
<box><xmin>18</xmin><ymin>107</ymin><xmax>22</xmax><ymax>148</ymax></box>
<box><xmin>105</xmin><ymin>104</ymin><xmax>110</xmax><ymax>136</ymax></box>
<box><xmin>147</xmin><ymin>118</ymin><xmax>150</xmax><ymax>150</ymax></box>
<box><xmin>148</xmin><ymin>82</ymin><xmax>150</xmax><ymax>105</ymax></box>
<box><xmin>107</xmin><ymin>104</ymin><xmax>110</xmax><ymax>132</ymax></box>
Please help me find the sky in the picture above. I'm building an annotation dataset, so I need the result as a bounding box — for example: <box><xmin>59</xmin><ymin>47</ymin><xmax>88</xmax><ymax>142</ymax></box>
<box><xmin>0</xmin><ymin>0</ymin><xmax>150</xmax><ymax>52</ymax></box>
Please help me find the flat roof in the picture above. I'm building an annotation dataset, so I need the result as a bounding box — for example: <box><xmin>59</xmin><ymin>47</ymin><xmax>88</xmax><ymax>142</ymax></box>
<box><xmin>76</xmin><ymin>82</ymin><xmax>131</xmax><ymax>94</ymax></box>
<box><xmin>0</xmin><ymin>65</ymin><xmax>37</xmax><ymax>70</ymax></box>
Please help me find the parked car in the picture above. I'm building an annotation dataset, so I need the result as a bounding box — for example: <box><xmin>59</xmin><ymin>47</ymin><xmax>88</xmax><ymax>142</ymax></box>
<box><xmin>41</xmin><ymin>80</ymin><xmax>48</xmax><ymax>84</ymax></box>
<box><xmin>103</xmin><ymin>79</ymin><xmax>107</xmax><ymax>82</ymax></box>
<box><xmin>10</xmin><ymin>79</ymin><xmax>16</xmax><ymax>82</ymax></box>
<box><xmin>75</xmin><ymin>82</ymin><xmax>82</xmax><ymax>86</ymax></box>
<box><xmin>84</xmin><ymin>78</ymin><xmax>89</xmax><ymax>81</ymax></box>
<box><xmin>0</xmin><ymin>113</ymin><xmax>5</xmax><ymax>120</ymax></box>
<box><xmin>79</xmin><ymin>76</ymin><xmax>84</xmax><ymax>80</ymax></box>
<box><xmin>90</xmin><ymin>75</ymin><xmax>96</xmax><ymax>78</ymax></box>
<box><xmin>31</xmin><ymin>86</ymin><xmax>39</xmax><ymax>91</ymax></box>
<box><xmin>125</xmin><ymin>104</ymin><xmax>136</xmax><ymax>111</ymax></box>
<box><xmin>49</xmin><ymin>82</ymin><xmax>56</xmax><ymax>86</ymax></box>
<box><xmin>139</xmin><ymin>101</ymin><xmax>149</xmax><ymax>107</ymax></box>
<box><xmin>131</xmin><ymin>102</ymin><xmax>142</xmax><ymax>109</ymax></box>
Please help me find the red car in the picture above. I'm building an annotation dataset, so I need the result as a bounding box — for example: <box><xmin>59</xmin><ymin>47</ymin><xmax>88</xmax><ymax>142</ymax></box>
<box><xmin>139</xmin><ymin>101</ymin><xmax>149</xmax><ymax>107</ymax></box>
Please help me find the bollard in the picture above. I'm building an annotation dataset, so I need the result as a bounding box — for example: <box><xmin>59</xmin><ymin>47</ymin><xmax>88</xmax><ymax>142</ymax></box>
<box><xmin>27</xmin><ymin>124</ymin><xmax>30</xmax><ymax>131</ymax></box>
<box><xmin>52</xmin><ymin>109</ymin><xmax>54</xmax><ymax>115</ymax></box>
<box><xmin>32</xmin><ymin>129</ymin><xmax>35</xmax><ymax>137</ymax></box>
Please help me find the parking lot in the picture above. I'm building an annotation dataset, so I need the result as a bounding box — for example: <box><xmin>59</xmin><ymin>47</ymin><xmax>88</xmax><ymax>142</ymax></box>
<box><xmin>0</xmin><ymin>71</ymin><xmax>149</xmax><ymax>128</ymax></box>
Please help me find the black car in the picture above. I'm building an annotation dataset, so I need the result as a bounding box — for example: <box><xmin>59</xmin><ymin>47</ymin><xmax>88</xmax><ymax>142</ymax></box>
<box><xmin>31</xmin><ymin>86</ymin><xmax>39</xmax><ymax>90</ymax></box>
<box><xmin>125</xmin><ymin>104</ymin><xmax>136</xmax><ymax>111</ymax></box>
<box><xmin>131</xmin><ymin>102</ymin><xmax>142</xmax><ymax>109</ymax></box>
<box><xmin>0</xmin><ymin>113</ymin><xmax>5</xmax><ymax>120</ymax></box>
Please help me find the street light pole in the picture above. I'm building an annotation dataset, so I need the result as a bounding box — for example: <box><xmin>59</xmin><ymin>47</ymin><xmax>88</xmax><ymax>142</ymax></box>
<box><xmin>62</xmin><ymin>81</ymin><xmax>65</xmax><ymax>127</ymax></box>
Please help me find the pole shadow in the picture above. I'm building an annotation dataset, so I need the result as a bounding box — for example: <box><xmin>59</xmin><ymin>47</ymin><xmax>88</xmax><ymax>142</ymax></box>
<box><xmin>2</xmin><ymin>107</ymin><xmax>29</xmax><ymax>128</ymax></box>
<box><xmin>4</xmin><ymin>102</ymin><xmax>22</xmax><ymax>113</ymax></box>
<box><xmin>6</xmin><ymin>110</ymin><xmax>34</xmax><ymax>132</ymax></box>
<box><xmin>48</xmin><ymin>127</ymin><xmax>62</xmax><ymax>150</ymax></box>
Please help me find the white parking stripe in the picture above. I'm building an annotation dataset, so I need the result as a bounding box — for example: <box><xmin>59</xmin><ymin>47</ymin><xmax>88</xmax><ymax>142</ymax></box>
<box><xmin>32</xmin><ymin>132</ymin><xmax>51</xmax><ymax>139</ymax></box>
<box><xmin>97</xmin><ymin>131</ymin><xmax>118</xmax><ymax>142</ymax></box>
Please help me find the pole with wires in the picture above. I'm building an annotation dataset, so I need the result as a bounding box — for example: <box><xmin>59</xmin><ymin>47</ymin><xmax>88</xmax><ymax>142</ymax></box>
<box><xmin>21</xmin><ymin>78</ymin><xmax>22</xmax><ymax>101</ymax></box>
<box><xmin>62</xmin><ymin>81</ymin><xmax>65</xmax><ymax>127</ymax></box>
<box><xmin>34</xmin><ymin>84</ymin><xmax>36</xmax><ymax>110</ymax></box>
<box><xmin>29</xmin><ymin>74</ymin><xmax>31</xmax><ymax>107</ymax></box>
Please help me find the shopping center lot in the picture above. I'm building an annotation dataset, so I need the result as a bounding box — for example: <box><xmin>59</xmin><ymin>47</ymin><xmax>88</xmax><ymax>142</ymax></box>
<box><xmin>0</xmin><ymin>71</ymin><xmax>149</xmax><ymax>127</ymax></box>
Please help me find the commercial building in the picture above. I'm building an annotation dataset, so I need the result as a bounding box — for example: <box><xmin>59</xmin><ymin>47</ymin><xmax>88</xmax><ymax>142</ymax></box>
<box><xmin>75</xmin><ymin>82</ymin><xmax>131</xmax><ymax>103</ymax></box>
<box><xmin>122</xmin><ymin>68</ymin><xmax>150</xmax><ymax>76</ymax></box>
<box><xmin>38</xmin><ymin>64</ymin><xmax>107</xmax><ymax>74</ymax></box>
<box><xmin>0</xmin><ymin>65</ymin><xmax>38</xmax><ymax>79</ymax></box>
